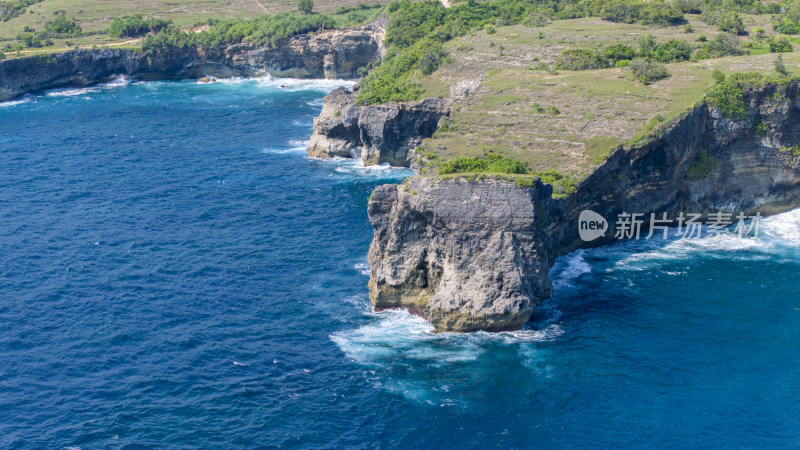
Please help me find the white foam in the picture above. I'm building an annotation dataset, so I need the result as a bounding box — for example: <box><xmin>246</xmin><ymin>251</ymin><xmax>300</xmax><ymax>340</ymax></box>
<box><xmin>0</xmin><ymin>98</ymin><xmax>30</xmax><ymax>107</ymax></box>
<box><xmin>550</xmin><ymin>250</ymin><xmax>591</xmax><ymax>289</ymax></box>
<box><xmin>608</xmin><ymin>208</ymin><xmax>800</xmax><ymax>270</ymax></box>
<box><xmin>309</xmin><ymin>156</ymin><xmax>413</xmax><ymax>179</ymax></box>
<box><xmin>47</xmin><ymin>86</ymin><xmax>100</xmax><ymax>97</ymax></box>
<box><xmin>45</xmin><ymin>75</ymin><xmax>131</xmax><ymax>97</ymax></box>
<box><xmin>331</xmin><ymin>306</ymin><xmax>564</xmax><ymax>368</ymax></box>
<box><xmin>354</xmin><ymin>262</ymin><xmax>370</xmax><ymax>276</ymax></box>
<box><xmin>256</xmin><ymin>76</ymin><xmax>354</xmax><ymax>92</ymax></box>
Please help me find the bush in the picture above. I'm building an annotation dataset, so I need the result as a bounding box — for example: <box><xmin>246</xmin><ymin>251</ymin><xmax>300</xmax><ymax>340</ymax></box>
<box><xmin>298</xmin><ymin>0</ymin><xmax>313</xmax><ymax>15</ymax></box>
<box><xmin>702</xmin><ymin>33</ymin><xmax>744</xmax><ymax>57</ymax></box>
<box><xmin>0</xmin><ymin>51</ymin><xmax>5</xmax><ymax>60</ymax></box>
<box><xmin>437</xmin><ymin>152</ymin><xmax>529</xmax><ymax>174</ymax></box>
<box><xmin>652</xmin><ymin>38</ymin><xmax>693</xmax><ymax>62</ymax></box>
<box><xmin>556</xmin><ymin>48</ymin><xmax>607</xmax><ymax>70</ymax></box>
<box><xmin>706</xmin><ymin>78</ymin><xmax>747</xmax><ymax>120</ymax></box>
<box><xmin>712</xmin><ymin>69</ymin><xmax>725</xmax><ymax>82</ymax></box>
<box><xmin>630</xmin><ymin>58</ymin><xmax>670</xmax><ymax>84</ymax></box>
<box><xmin>44</xmin><ymin>13</ymin><xmax>81</xmax><ymax>36</ymax></box>
<box><xmin>603</xmin><ymin>43</ymin><xmax>636</xmax><ymax>63</ymax></box>
<box><xmin>108</xmin><ymin>15</ymin><xmax>173</xmax><ymax>38</ymax></box>
<box><xmin>769</xmin><ymin>36</ymin><xmax>793</xmax><ymax>53</ymax></box>
<box><xmin>687</xmin><ymin>149</ymin><xmax>719</xmax><ymax>180</ymax></box>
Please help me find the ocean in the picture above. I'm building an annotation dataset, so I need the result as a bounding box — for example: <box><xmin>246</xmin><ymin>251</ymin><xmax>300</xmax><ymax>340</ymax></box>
<box><xmin>1</xmin><ymin>78</ymin><xmax>799</xmax><ymax>448</ymax></box>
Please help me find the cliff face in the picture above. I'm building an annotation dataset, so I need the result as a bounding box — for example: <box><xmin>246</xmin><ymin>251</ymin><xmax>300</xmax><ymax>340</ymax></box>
<box><xmin>368</xmin><ymin>178</ymin><xmax>554</xmax><ymax>331</ymax></box>
<box><xmin>368</xmin><ymin>81</ymin><xmax>800</xmax><ymax>332</ymax></box>
<box><xmin>0</xmin><ymin>24</ymin><xmax>384</xmax><ymax>102</ymax></box>
<box><xmin>306</xmin><ymin>86</ymin><xmax>450</xmax><ymax>166</ymax></box>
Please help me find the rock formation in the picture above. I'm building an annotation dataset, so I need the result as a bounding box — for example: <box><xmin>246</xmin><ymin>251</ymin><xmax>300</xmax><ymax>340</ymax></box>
<box><xmin>367</xmin><ymin>81</ymin><xmax>800</xmax><ymax>332</ymax></box>
<box><xmin>306</xmin><ymin>86</ymin><xmax>450</xmax><ymax>166</ymax></box>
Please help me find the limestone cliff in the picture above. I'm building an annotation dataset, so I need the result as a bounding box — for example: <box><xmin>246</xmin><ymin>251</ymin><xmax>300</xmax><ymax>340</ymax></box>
<box><xmin>0</xmin><ymin>24</ymin><xmax>384</xmax><ymax>102</ymax></box>
<box><xmin>306</xmin><ymin>86</ymin><xmax>450</xmax><ymax>166</ymax></box>
<box><xmin>368</xmin><ymin>80</ymin><xmax>800</xmax><ymax>332</ymax></box>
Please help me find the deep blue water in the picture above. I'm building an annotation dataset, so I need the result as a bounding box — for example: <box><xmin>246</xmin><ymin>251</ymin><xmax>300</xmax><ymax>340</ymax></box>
<box><xmin>2</xmin><ymin>78</ymin><xmax>800</xmax><ymax>448</ymax></box>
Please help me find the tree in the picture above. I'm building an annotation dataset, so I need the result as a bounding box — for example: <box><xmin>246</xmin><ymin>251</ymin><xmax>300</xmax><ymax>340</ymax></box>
<box><xmin>298</xmin><ymin>0</ymin><xmax>313</xmax><ymax>15</ymax></box>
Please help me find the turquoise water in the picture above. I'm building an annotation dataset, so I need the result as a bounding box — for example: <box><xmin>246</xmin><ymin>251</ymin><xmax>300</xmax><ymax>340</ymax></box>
<box><xmin>2</xmin><ymin>78</ymin><xmax>800</xmax><ymax>448</ymax></box>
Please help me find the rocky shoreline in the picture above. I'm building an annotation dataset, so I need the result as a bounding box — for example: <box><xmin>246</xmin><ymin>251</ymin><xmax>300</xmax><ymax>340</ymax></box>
<box><xmin>0</xmin><ymin>24</ymin><xmax>384</xmax><ymax>102</ymax></box>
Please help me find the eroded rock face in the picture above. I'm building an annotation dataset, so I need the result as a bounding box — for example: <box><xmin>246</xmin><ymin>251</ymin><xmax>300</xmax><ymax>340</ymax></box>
<box><xmin>0</xmin><ymin>24</ymin><xmax>384</xmax><ymax>102</ymax></box>
<box><xmin>367</xmin><ymin>81</ymin><xmax>800</xmax><ymax>332</ymax></box>
<box><xmin>306</xmin><ymin>86</ymin><xmax>451</xmax><ymax>166</ymax></box>
<box><xmin>367</xmin><ymin>178</ymin><xmax>553</xmax><ymax>331</ymax></box>
<box><xmin>224</xmin><ymin>24</ymin><xmax>385</xmax><ymax>79</ymax></box>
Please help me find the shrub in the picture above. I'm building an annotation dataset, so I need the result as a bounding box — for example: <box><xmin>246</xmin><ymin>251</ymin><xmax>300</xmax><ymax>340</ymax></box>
<box><xmin>684</xmin><ymin>24</ymin><xmax>693</xmax><ymax>33</ymax></box>
<box><xmin>706</xmin><ymin>79</ymin><xmax>747</xmax><ymax>120</ymax></box>
<box><xmin>44</xmin><ymin>13</ymin><xmax>81</xmax><ymax>35</ymax></box>
<box><xmin>0</xmin><ymin>51</ymin><xmax>4</xmax><ymax>60</ymax></box>
<box><xmin>769</xmin><ymin>36</ymin><xmax>793</xmax><ymax>53</ymax></box>
<box><xmin>298</xmin><ymin>0</ymin><xmax>313</xmax><ymax>15</ymax></box>
<box><xmin>603</xmin><ymin>43</ymin><xmax>636</xmax><ymax>63</ymax></box>
<box><xmin>702</xmin><ymin>33</ymin><xmax>744</xmax><ymax>57</ymax></box>
<box><xmin>688</xmin><ymin>149</ymin><xmax>719</xmax><ymax>180</ymax></box>
<box><xmin>437</xmin><ymin>152</ymin><xmax>529</xmax><ymax>174</ymax></box>
<box><xmin>712</xmin><ymin>69</ymin><xmax>725</xmax><ymax>82</ymax></box>
<box><xmin>630</xmin><ymin>58</ymin><xmax>669</xmax><ymax>84</ymax></box>
<box><xmin>555</xmin><ymin>48</ymin><xmax>607</xmax><ymax>70</ymax></box>
<box><xmin>652</xmin><ymin>38</ymin><xmax>693</xmax><ymax>62</ymax></box>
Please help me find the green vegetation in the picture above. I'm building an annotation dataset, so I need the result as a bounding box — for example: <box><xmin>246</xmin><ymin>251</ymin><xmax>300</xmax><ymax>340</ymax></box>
<box><xmin>298</xmin><ymin>0</ymin><xmax>314</xmax><ymax>15</ymax></box>
<box><xmin>687</xmin><ymin>149</ymin><xmax>719</xmax><ymax>181</ymax></box>
<box><xmin>556</xmin><ymin>48</ymin><xmax>605</xmax><ymax>70</ymax></box>
<box><xmin>142</xmin><ymin>12</ymin><xmax>334</xmax><ymax>56</ymax></box>
<box><xmin>776</xmin><ymin>54</ymin><xmax>790</xmax><ymax>76</ymax></box>
<box><xmin>701</xmin><ymin>33</ymin><xmax>744</xmax><ymax>58</ymax></box>
<box><xmin>437</xmin><ymin>152</ymin><xmax>528</xmax><ymax>175</ymax></box>
<box><xmin>706</xmin><ymin>76</ymin><xmax>749</xmax><ymax>120</ymax></box>
<box><xmin>0</xmin><ymin>0</ymin><xmax>42</xmax><ymax>22</ymax></box>
<box><xmin>630</xmin><ymin>58</ymin><xmax>670</xmax><ymax>84</ymax></box>
<box><xmin>769</xmin><ymin>36</ymin><xmax>794</xmax><ymax>53</ymax></box>
<box><xmin>107</xmin><ymin>15</ymin><xmax>172</xmax><ymax>38</ymax></box>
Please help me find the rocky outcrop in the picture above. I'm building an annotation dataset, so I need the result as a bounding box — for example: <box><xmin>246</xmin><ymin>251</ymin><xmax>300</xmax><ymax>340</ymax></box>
<box><xmin>0</xmin><ymin>24</ymin><xmax>384</xmax><ymax>102</ymax></box>
<box><xmin>368</xmin><ymin>80</ymin><xmax>800</xmax><ymax>332</ymax></box>
<box><xmin>368</xmin><ymin>178</ymin><xmax>554</xmax><ymax>331</ymax></box>
<box><xmin>306</xmin><ymin>86</ymin><xmax>450</xmax><ymax>166</ymax></box>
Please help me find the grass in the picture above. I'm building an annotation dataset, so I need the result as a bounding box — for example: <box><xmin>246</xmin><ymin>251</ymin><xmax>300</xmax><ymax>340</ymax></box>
<box><xmin>417</xmin><ymin>16</ymin><xmax>800</xmax><ymax>181</ymax></box>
